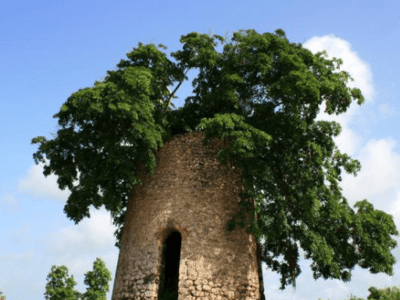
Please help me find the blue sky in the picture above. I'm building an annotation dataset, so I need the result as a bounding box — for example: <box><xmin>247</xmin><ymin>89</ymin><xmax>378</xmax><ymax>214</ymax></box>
<box><xmin>1</xmin><ymin>0</ymin><xmax>400</xmax><ymax>299</ymax></box>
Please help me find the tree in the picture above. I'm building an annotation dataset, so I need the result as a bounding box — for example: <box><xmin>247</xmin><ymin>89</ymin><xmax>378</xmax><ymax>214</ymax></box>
<box><xmin>31</xmin><ymin>28</ymin><xmax>398</xmax><ymax>291</ymax></box>
<box><xmin>80</xmin><ymin>258</ymin><xmax>112</xmax><ymax>300</ymax></box>
<box><xmin>44</xmin><ymin>257</ymin><xmax>111</xmax><ymax>300</ymax></box>
<box><xmin>0</xmin><ymin>290</ymin><xmax>6</xmax><ymax>300</ymax></box>
<box><xmin>44</xmin><ymin>265</ymin><xmax>80</xmax><ymax>300</ymax></box>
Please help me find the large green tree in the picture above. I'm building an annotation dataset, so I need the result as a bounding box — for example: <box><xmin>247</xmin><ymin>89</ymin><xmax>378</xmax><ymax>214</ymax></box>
<box><xmin>32</xmin><ymin>28</ymin><xmax>398</xmax><ymax>291</ymax></box>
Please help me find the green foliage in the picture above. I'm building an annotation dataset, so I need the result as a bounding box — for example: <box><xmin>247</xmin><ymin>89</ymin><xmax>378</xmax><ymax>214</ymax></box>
<box><xmin>81</xmin><ymin>258</ymin><xmax>112</xmax><ymax>300</ymax></box>
<box><xmin>318</xmin><ymin>285</ymin><xmax>400</xmax><ymax>300</ymax></box>
<box><xmin>32</xmin><ymin>28</ymin><xmax>398</xmax><ymax>291</ymax></box>
<box><xmin>44</xmin><ymin>257</ymin><xmax>112</xmax><ymax>300</ymax></box>
<box><xmin>44</xmin><ymin>265</ymin><xmax>79</xmax><ymax>300</ymax></box>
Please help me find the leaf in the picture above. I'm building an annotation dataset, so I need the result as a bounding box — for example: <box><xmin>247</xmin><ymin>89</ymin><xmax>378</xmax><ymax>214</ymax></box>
<box><xmin>90</xmin><ymin>103</ymin><xmax>104</xmax><ymax>113</ymax></box>
<box><xmin>108</xmin><ymin>103</ymin><xmax>117</xmax><ymax>111</ymax></box>
<box><xmin>117</xmin><ymin>102</ymin><xmax>131</xmax><ymax>112</ymax></box>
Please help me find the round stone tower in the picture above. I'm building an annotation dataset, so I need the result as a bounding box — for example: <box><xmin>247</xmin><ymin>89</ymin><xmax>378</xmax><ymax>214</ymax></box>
<box><xmin>111</xmin><ymin>130</ymin><xmax>265</xmax><ymax>300</ymax></box>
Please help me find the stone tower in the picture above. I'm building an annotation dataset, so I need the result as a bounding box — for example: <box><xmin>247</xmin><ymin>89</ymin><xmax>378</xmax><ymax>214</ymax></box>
<box><xmin>111</xmin><ymin>130</ymin><xmax>265</xmax><ymax>300</ymax></box>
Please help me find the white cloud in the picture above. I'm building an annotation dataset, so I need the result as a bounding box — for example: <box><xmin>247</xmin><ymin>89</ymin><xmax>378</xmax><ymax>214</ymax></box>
<box><xmin>0</xmin><ymin>249</ymin><xmax>37</xmax><ymax>266</ymax></box>
<box><xmin>43</xmin><ymin>208</ymin><xmax>116</xmax><ymax>256</ymax></box>
<box><xmin>12</xmin><ymin>158</ymin><xmax>121</xmax><ymax>284</ymax></box>
<box><xmin>38</xmin><ymin>206</ymin><xmax>119</xmax><ymax>276</ymax></box>
<box><xmin>17</xmin><ymin>160</ymin><xmax>74</xmax><ymax>202</ymax></box>
<box><xmin>2</xmin><ymin>203</ymin><xmax>119</xmax><ymax>297</ymax></box>
<box><xmin>378</xmin><ymin>101</ymin><xmax>400</xmax><ymax>118</ymax></box>
<box><xmin>0</xmin><ymin>193</ymin><xmax>20</xmax><ymax>212</ymax></box>
<box><xmin>302</xmin><ymin>34</ymin><xmax>400</xmax><ymax>207</ymax></box>
<box><xmin>343</xmin><ymin>138</ymin><xmax>400</xmax><ymax>197</ymax></box>
<box><xmin>303</xmin><ymin>34</ymin><xmax>375</xmax><ymax>105</ymax></box>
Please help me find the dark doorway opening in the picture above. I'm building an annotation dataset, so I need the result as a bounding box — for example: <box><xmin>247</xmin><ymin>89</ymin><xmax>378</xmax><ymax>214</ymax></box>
<box><xmin>158</xmin><ymin>231</ymin><xmax>182</xmax><ymax>300</ymax></box>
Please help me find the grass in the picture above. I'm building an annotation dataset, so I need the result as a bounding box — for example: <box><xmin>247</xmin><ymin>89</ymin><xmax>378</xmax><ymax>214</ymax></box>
<box><xmin>317</xmin><ymin>285</ymin><xmax>400</xmax><ymax>300</ymax></box>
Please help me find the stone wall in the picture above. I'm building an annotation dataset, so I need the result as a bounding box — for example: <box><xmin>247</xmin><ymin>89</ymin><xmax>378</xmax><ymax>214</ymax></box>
<box><xmin>111</xmin><ymin>130</ymin><xmax>265</xmax><ymax>300</ymax></box>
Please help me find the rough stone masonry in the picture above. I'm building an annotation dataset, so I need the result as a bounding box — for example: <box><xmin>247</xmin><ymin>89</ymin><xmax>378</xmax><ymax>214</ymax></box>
<box><xmin>111</xmin><ymin>130</ymin><xmax>265</xmax><ymax>300</ymax></box>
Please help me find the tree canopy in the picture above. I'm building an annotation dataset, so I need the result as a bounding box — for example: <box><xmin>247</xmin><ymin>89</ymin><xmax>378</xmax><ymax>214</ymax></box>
<box><xmin>31</xmin><ymin>28</ymin><xmax>398</xmax><ymax>291</ymax></box>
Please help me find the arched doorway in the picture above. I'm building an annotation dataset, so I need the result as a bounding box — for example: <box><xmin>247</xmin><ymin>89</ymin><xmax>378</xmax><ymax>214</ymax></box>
<box><xmin>158</xmin><ymin>230</ymin><xmax>182</xmax><ymax>300</ymax></box>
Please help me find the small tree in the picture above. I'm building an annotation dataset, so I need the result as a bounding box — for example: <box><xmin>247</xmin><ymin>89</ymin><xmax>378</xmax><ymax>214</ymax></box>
<box><xmin>44</xmin><ymin>257</ymin><xmax>111</xmax><ymax>300</ymax></box>
<box><xmin>80</xmin><ymin>258</ymin><xmax>112</xmax><ymax>300</ymax></box>
<box><xmin>0</xmin><ymin>290</ymin><xmax>6</xmax><ymax>300</ymax></box>
<box><xmin>44</xmin><ymin>265</ymin><xmax>80</xmax><ymax>300</ymax></box>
